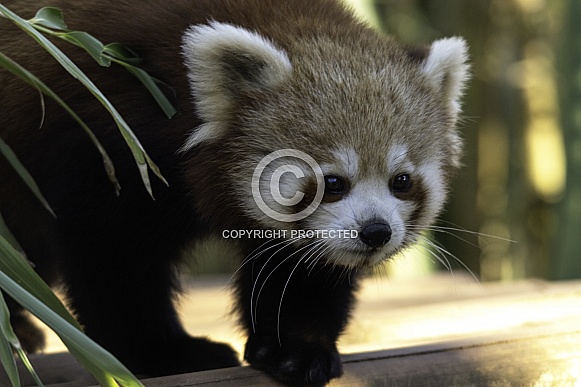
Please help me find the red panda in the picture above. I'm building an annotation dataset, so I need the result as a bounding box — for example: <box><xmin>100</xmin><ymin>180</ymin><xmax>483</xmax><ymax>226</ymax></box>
<box><xmin>0</xmin><ymin>0</ymin><xmax>469</xmax><ymax>385</ymax></box>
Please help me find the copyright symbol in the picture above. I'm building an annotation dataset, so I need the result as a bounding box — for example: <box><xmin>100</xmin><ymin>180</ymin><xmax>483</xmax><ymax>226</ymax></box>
<box><xmin>252</xmin><ymin>149</ymin><xmax>324</xmax><ymax>222</ymax></box>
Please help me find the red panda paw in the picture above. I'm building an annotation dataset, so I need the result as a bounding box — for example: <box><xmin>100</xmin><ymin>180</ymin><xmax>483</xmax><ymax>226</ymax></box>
<box><xmin>244</xmin><ymin>333</ymin><xmax>343</xmax><ymax>386</ymax></box>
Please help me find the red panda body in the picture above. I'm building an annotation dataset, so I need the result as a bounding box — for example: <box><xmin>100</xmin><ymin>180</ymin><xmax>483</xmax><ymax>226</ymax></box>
<box><xmin>0</xmin><ymin>0</ymin><xmax>469</xmax><ymax>384</ymax></box>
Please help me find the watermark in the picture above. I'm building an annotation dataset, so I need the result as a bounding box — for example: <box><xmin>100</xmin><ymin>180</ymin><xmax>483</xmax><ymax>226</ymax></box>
<box><xmin>251</xmin><ymin>149</ymin><xmax>325</xmax><ymax>222</ymax></box>
<box><xmin>223</xmin><ymin>229</ymin><xmax>359</xmax><ymax>240</ymax></box>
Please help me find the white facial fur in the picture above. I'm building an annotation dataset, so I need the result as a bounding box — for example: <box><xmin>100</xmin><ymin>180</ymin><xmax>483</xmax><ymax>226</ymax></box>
<box><xmin>307</xmin><ymin>146</ymin><xmax>420</xmax><ymax>267</ymax></box>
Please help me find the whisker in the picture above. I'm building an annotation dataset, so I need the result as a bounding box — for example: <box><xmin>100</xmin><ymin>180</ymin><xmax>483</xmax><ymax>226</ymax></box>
<box><xmin>421</xmin><ymin>222</ymin><xmax>516</xmax><ymax>243</ymax></box>
<box><xmin>308</xmin><ymin>242</ymin><xmax>334</xmax><ymax>274</ymax></box>
<box><xmin>252</xmin><ymin>237</ymin><xmax>316</xmax><ymax>331</ymax></box>
<box><xmin>407</xmin><ymin>225</ymin><xmax>482</xmax><ymax>250</ymax></box>
<box><xmin>229</xmin><ymin>238</ymin><xmax>288</xmax><ymax>285</ymax></box>
<box><xmin>250</xmin><ymin>237</ymin><xmax>300</xmax><ymax>331</ymax></box>
<box><xmin>420</xmin><ymin>237</ymin><xmax>481</xmax><ymax>284</ymax></box>
<box><xmin>414</xmin><ymin>236</ymin><xmax>452</xmax><ymax>272</ymax></box>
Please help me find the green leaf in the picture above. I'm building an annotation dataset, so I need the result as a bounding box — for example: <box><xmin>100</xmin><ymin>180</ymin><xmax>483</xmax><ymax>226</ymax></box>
<box><xmin>28</xmin><ymin>7</ymin><xmax>67</xmax><ymax>31</ymax></box>
<box><xmin>0</xmin><ymin>52</ymin><xmax>121</xmax><ymax>195</ymax></box>
<box><xmin>0</xmin><ymin>274</ymin><xmax>142</xmax><ymax>386</ymax></box>
<box><xmin>26</xmin><ymin>7</ymin><xmax>176</xmax><ymax>121</ymax></box>
<box><xmin>0</xmin><ymin>293</ymin><xmax>20</xmax><ymax>387</ymax></box>
<box><xmin>0</xmin><ymin>292</ymin><xmax>45</xmax><ymax>387</ymax></box>
<box><xmin>58</xmin><ymin>31</ymin><xmax>110</xmax><ymax>67</ymax></box>
<box><xmin>0</xmin><ymin>334</ymin><xmax>19</xmax><ymax>387</ymax></box>
<box><xmin>104</xmin><ymin>44</ymin><xmax>177</xmax><ymax>118</ymax></box>
<box><xmin>0</xmin><ymin>4</ymin><xmax>166</xmax><ymax>198</ymax></box>
<box><xmin>0</xmin><ymin>212</ymin><xmax>25</xmax><ymax>258</ymax></box>
<box><xmin>0</xmin><ymin>136</ymin><xmax>55</xmax><ymax>218</ymax></box>
<box><xmin>0</xmin><ymin>235</ymin><xmax>143</xmax><ymax>386</ymax></box>
<box><xmin>103</xmin><ymin>43</ymin><xmax>142</xmax><ymax>66</ymax></box>
<box><xmin>0</xmin><ymin>234</ymin><xmax>79</xmax><ymax>330</ymax></box>
<box><xmin>116</xmin><ymin>61</ymin><xmax>178</xmax><ymax>119</ymax></box>
<box><xmin>15</xmin><ymin>346</ymin><xmax>44</xmax><ymax>387</ymax></box>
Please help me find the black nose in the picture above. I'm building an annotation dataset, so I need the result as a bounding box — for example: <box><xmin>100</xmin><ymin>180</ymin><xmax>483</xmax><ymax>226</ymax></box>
<box><xmin>360</xmin><ymin>223</ymin><xmax>392</xmax><ymax>248</ymax></box>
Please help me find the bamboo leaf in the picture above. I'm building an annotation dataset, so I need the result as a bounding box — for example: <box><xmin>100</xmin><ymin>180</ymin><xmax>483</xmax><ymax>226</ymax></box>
<box><xmin>0</xmin><ymin>4</ymin><xmax>165</xmax><ymax>198</ymax></box>
<box><xmin>0</xmin><ymin>212</ymin><xmax>25</xmax><ymax>258</ymax></box>
<box><xmin>103</xmin><ymin>43</ymin><xmax>142</xmax><ymax>65</ymax></box>
<box><xmin>0</xmin><ymin>52</ymin><xmax>121</xmax><ymax>195</ymax></box>
<box><xmin>58</xmin><ymin>31</ymin><xmax>110</xmax><ymax>67</ymax></box>
<box><xmin>1</xmin><ymin>295</ymin><xmax>46</xmax><ymax>387</ymax></box>
<box><xmin>0</xmin><ymin>136</ymin><xmax>55</xmax><ymax>218</ymax></box>
<box><xmin>26</xmin><ymin>8</ymin><xmax>177</xmax><ymax>121</ymax></box>
<box><xmin>0</xmin><ymin>235</ymin><xmax>79</xmax><ymax>329</ymax></box>
<box><xmin>28</xmin><ymin>7</ymin><xmax>67</xmax><ymax>31</ymax></box>
<box><xmin>0</xmin><ymin>236</ymin><xmax>143</xmax><ymax>386</ymax></box>
<box><xmin>0</xmin><ymin>272</ymin><xmax>142</xmax><ymax>386</ymax></box>
<box><xmin>0</xmin><ymin>293</ymin><xmax>20</xmax><ymax>387</ymax></box>
<box><xmin>115</xmin><ymin>60</ymin><xmax>177</xmax><ymax>119</ymax></box>
<box><xmin>0</xmin><ymin>334</ymin><xmax>19</xmax><ymax>387</ymax></box>
<box><xmin>0</xmin><ymin>292</ymin><xmax>45</xmax><ymax>387</ymax></box>
<box><xmin>15</xmin><ymin>346</ymin><xmax>44</xmax><ymax>387</ymax></box>
<box><xmin>0</xmin><ymin>277</ymin><xmax>128</xmax><ymax>386</ymax></box>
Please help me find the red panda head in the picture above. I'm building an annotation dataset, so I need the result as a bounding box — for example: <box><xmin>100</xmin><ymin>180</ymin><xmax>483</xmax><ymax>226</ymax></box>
<box><xmin>181</xmin><ymin>21</ymin><xmax>469</xmax><ymax>268</ymax></box>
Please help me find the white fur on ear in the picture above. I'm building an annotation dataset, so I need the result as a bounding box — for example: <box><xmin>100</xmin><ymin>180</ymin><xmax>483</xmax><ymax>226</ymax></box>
<box><xmin>181</xmin><ymin>21</ymin><xmax>292</xmax><ymax>151</ymax></box>
<box><xmin>421</xmin><ymin>37</ymin><xmax>470</xmax><ymax>115</ymax></box>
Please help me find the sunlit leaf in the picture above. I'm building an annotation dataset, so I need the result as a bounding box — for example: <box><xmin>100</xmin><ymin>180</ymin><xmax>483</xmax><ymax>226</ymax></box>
<box><xmin>15</xmin><ymin>346</ymin><xmax>44</xmax><ymax>387</ymax></box>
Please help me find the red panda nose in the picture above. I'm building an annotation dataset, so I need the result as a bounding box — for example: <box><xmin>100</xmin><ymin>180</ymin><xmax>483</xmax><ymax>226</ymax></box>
<box><xmin>360</xmin><ymin>223</ymin><xmax>392</xmax><ymax>248</ymax></box>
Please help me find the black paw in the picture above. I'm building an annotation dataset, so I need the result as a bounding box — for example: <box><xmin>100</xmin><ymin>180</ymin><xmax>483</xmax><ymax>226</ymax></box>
<box><xmin>244</xmin><ymin>334</ymin><xmax>343</xmax><ymax>386</ymax></box>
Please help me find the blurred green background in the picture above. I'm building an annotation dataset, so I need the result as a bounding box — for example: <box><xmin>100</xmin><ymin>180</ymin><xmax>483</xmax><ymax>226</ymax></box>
<box><xmin>343</xmin><ymin>0</ymin><xmax>580</xmax><ymax>281</ymax></box>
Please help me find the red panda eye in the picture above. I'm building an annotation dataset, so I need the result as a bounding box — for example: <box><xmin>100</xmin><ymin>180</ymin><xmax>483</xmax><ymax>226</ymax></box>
<box><xmin>392</xmin><ymin>174</ymin><xmax>412</xmax><ymax>193</ymax></box>
<box><xmin>324</xmin><ymin>175</ymin><xmax>346</xmax><ymax>194</ymax></box>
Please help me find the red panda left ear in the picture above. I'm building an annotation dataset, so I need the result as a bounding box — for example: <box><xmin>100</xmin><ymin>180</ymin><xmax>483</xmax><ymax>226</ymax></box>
<box><xmin>181</xmin><ymin>21</ymin><xmax>292</xmax><ymax>150</ymax></box>
<box><xmin>421</xmin><ymin>37</ymin><xmax>470</xmax><ymax>118</ymax></box>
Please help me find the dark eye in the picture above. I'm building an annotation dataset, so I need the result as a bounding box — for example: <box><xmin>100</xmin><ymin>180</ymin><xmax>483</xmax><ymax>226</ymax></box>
<box><xmin>392</xmin><ymin>173</ymin><xmax>412</xmax><ymax>193</ymax></box>
<box><xmin>324</xmin><ymin>175</ymin><xmax>346</xmax><ymax>195</ymax></box>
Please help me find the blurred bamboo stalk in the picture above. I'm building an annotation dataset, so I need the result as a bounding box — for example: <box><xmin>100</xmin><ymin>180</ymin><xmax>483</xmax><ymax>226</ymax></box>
<box><xmin>554</xmin><ymin>0</ymin><xmax>581</xmax><ymax>279</ymax></box>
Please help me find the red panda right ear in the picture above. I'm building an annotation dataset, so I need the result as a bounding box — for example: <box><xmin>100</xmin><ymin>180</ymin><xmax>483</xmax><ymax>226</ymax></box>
<box><xmin>180</xmin><ymin>22</ymin><xmax>292</xmax><ymax>151</ymax></box>
<box><xmin>420</xmin><ymin>37</ymin><xmax>470</xmax><ymax>119</ymax></box>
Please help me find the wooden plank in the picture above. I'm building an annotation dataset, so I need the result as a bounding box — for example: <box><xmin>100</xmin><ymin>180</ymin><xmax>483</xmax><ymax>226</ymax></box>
<box><xmin>139</xmin><ymin>324</ymin><xmax>581</xmax><ymax>386</ymax></box>
<box><xmin>1</xmin><ymin>276</ymin><xmax>580</xmax><ymax>386</ymax></box>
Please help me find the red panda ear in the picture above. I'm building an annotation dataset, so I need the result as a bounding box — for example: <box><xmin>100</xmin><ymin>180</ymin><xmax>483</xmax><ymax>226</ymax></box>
<box><xmin>421</xmin><ymin>37</ymin><xmax>470</xmax><ymax>118</ymax></box>
<box><xmin>181</xmin><ymin>22</ymin><xmax>292</xmax><ymax>150</ymax></box>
